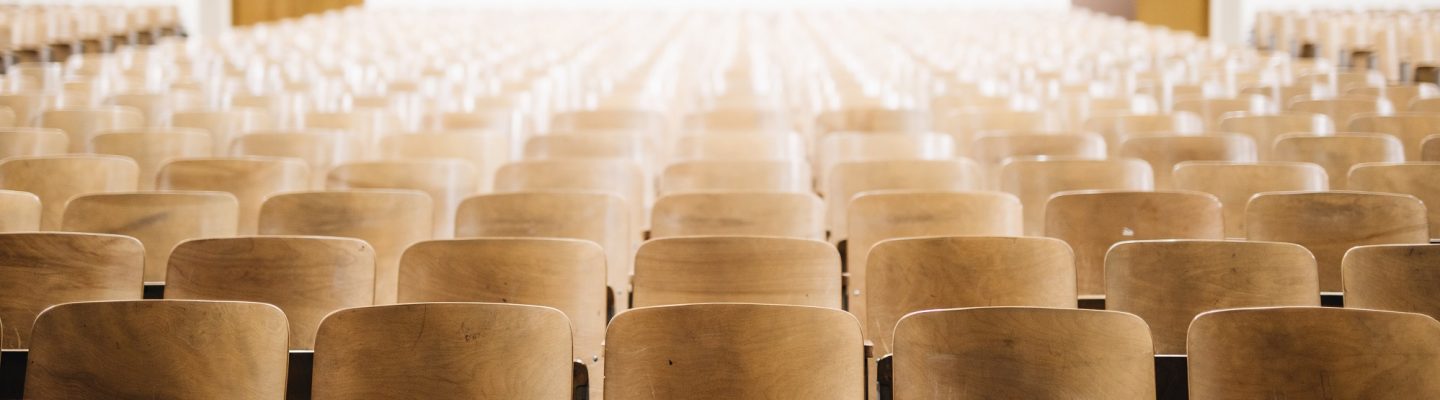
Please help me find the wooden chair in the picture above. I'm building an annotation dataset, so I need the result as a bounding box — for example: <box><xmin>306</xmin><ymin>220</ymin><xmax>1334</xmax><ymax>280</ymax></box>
<box><xmin>660</xmin><ymin>160</ymin><xmax>811</xmax><ymax>194</ymax></box>
<box><xmin>892</xmin><ymin>307</ymin><xmax>1154</xmax><ymax>399</ymax></box>
<box><xmin>156</xmin><ymin>157</ymin><xmax>310</xmax><ymax>235</ymax></box>
<box><xmin>105</xmin><ymin>93</ymin><xmax>176</xmax><ymax>126</ymax></box>
<box><xmin>0</xmin><ymin>190</ymin><xmax>39</xmax><ymax>232</ymax></box>
<box><xmin>1425</xmin><ymin>134</ymin><xmax>1440</xmax><ymax>161</ymax></box>
<box><xmin>826</xmin><ymin>159</ymin><xmax>982</xmax><ymax>240</ymax></box>
<box><xmin>684</xmin><ymin>109</ymin><xmax>793</xmax><ymax>133</ymax></box>
<box><xmin>327</xmin><ymin>160</ymin><xmax>477</xmax><ymax>239</ymax></box>
<box><xmin>633</xmin><ymin>236</ymin><xmax>840</xmax><ymax>308</ymax></box>
<box><xmin>1217</xmin><ymin>112</ymin><xmax>1334</xmax><ymax>160</ymax></box>
<box><xmin>259</xmin><ymin>190</ymin><xmax>432</xmax><ymax>305</ymax></box>
<box><xmin>1172</xmin><ymin>161</ymin><xmax>1328</xmax><ymax>237</ymax></box>
<box><xmin>550</xmin><ymin>109</ymin><xmax>667</xmax><ymax>133</ymax></box>
<box><xmin>1344</xmin><ymin>244</ymin><xmax>1440</xmax><ymax>322</ymax></box>
<box><xmin>62</xmin><ymin>191</ymin><xmax>238</xmax><ymax>282</ymax></box>
<box><xmin>969</xmin><ymin>133</ymin><xmax>1106</xmax><ymax>171</ymax></box>
<box><xmin>1106</xmin><ymin>240</ymin><xmax>1319</xmax><ymax>355</ymax></box>
<box><xmin>454</xmin><ymin>192</ymin><xmax>631</xmax><ymax>312</ymax></box>
<box><xmin>1413</xmin><ymin>98</ymin><xmax>1440</xmax><ymax>112</ymax></box>
<box><xmin>1349</xmin><ymin>162</ymin><xmax>1440</xmax><ymax>239</ymax></box>
<box><xmin>814</xmin><ymin>108</ymin><xmax>931</xmax><ymax>133</ymax></box>
<box><xmin>847</xmin><ymin>190</ymin><xmax>1023</xmax><ymax>330</ymax></box>
<box><xmin>605</xmin><ymin>303</ymin><xmax>863</xmax><ymax>399</ymax></box>
<box><xmin>312</xmin><ymin>303</ymin><xmax>573</xmax><ymax>399</ymax></box>
<box><xmin>1120</xmin><ymin>134</ymin><xmax>1257</xmax><ymax>189</ymax></box>
<box><xmin>377</xmin><ymin>131</ymin><xmax>509</xmax><ymax>192</ymax></box>
<box><xmin>0</xmin><ymin>93</ymin><xmax>54</xmax><ymax>127</ymax></box>
<box><xmin>1288</xmin><ymin>97</ymin><xmax>1391</xmax><ymax>128</ymax></box>
<box><xmin>936</xmin><ymin>110</ymin><xmax>1062</xmax><ymax>145</ymax></box>
<box><xmin>0</xmin><ymin>232</ymin><xmax>142</xmax><ymax>349</ymax></box>
<box><xmin>1083</xmin><ymin>113</ymin><xmax>1203</xmax><ymax>156</ymax></box>
<box><xmin>427</xmin><ymin>110</ymin><xmax>516</xmax><ymax>132</ymax></box>
<box><xmin>672</xmin><ymin>132</ymin><xmax>805</xmax><ymax>161</ymax></box>
<box><xmin>1188</xmin><ymin>307</ymin><xmax>1440</xmax><ymax>399</ymax></box>
<box><xmin>231</xmin><ymin>131</ymin><xmax>365</xmax><ymax>189</ymax></box>
<box><xmin>1348</xmin><ymin>113</ymin><xmax>1440</xmax><ymax>160</ymax></box>
<box><xmin>0</xmin><ymin>155</ymin><xmax>138</xmax><ymax>230</ymax></box>
<box><xmin>817</xmin><ymin>132</ymin><xmax>955</xmax><ymax>184</ymax></box>
<box><xmin>25</xmin><ymin>300</ymin><xmax>288</xmax><ymax>398</ymax></box>
<box><xmin>999</xmin><ymin>158</ymin><xmax>1153</xmax><ymax>235</ymax></box>
<box><xmin>651</xmin><ymin>192</ymin><xmax>824</xmax><ymax>240</ymax></box>
<box><xmin>0</xmin><ymin>128</ymin><xmax>67</xmax><ymax>159</ymax></box>
<box><xmin>1247</xmin><ymin>191</ymin><xmax>1429</xmax><ymax>292</ymax></box>
<box><xmin>302</xmin><ymin>110</ymin><xmax>397</xmax><ymax>153</ymax></box>
<box><xmin>167</xmin><ymin>236</ymin><xmax>375</xmax><ymax>349</ymax></box>
<box><xmin>40</xmin><ymin>106</ymin><xmax>143</xmax><ymax>152</ymax></box>
<box><xmin>1172</xmin><ymin>96</ymin><xmax>1269</xmax><ymax>129</ymax></box>
<box><xmin>495</xmin><ymin>159</ymin><xmax>646</xmax><ymax>238</ymax></box>
<box><xmin>1349</xmin><ymin>84</ymin><xmax>1433</xmax><ymax>111</ymax></box>
<box><xmin>523</xmin><ymin>132</ymin><xmax>651</xmax><ymax>165</ymax></box>
<box><xmin>1045</xmin><ymin>190</ymin><xmax>1223</xmax><ymax>296</ymax></box>
<box><xmin>1272</xmin><ymin>132</ymin><xmax>1403</xmax><ymax>189</ymax></box>
<box><xmin>867</xmin><ymin>236</ymin><xmax>1074</xmax><ymax>352</ymax></box>
<box><xmin>91</xmin><ymin>128</ymin><xmax>213</xmax><ymax>190</ymax></box>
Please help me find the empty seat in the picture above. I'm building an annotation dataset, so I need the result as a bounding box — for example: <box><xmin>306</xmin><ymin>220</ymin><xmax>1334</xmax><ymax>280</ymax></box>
<box><xmin>0</xmin><ymin>93</ymin><xmax>54</xmax><ymax>127</ymax></box>
<box><xmin>327</xmin><ymin>160</ymin><xmax>477</xmax><ymax>239</ymax></box>
<box><xmin>826</xmin><ymin>159</ymin><xmax>982</xmax><ymax>240</ymax></box>
<box><xmin>25</xmin><ymin>300</ymin><xmax>288</xmax><ymax>398</ymax></box>
<box><xmin>605</xmin><ymin>303</ymin><xmax>863</xmax><ymax>399</ymax></box>
<box><xmin>651</xmin><ymin>192</ymin><xmax>824</xmax><ymax>240</ymax></box>
<box><xmin>660</xmin><ymin>160</ymin><xmax>811</xmax><ymax>194</ymax></box>
<box><xmin>523</xmin><ymin>132</ymin><xmax>652</xmax><ymax>165</ymax></box>
<box><xmin>684</xmin><ymin>109</ymin><xmax>793</xmax><ymax>132</ymax></box>
<box><xmin>156</xmin><ymin>157</ymin><xmax>310</xmax><ymax>234</ymax></box>
<box><xmin>892</xmin><ymin>307</ymin><xmax>1154</xmax><ymax>399</ymax></box>
<box><xmin>1247</xmin><ymin>191</ymin><xmax>1429</xmax><ymax>292</ymax></box>
<box><xmin>1348</xmin><ymin>162</ymin><xmax>1440</xmax><ymax>239</ymax></box>
<box><xmin>551</xmin><ymin>109</ymin><xmax>667</xmax><ymax>133</ymax></box>
<box><xmin>969</xmin><ymin>133</ymin><xmax>1107</xmax><ymax>174</ymax></box>
<box><xmin>40</xmin><ymin>106</ymin><xmax>144</xmax><ymax>152</ymax></box>
<box><xmin>937</xmin><ymin>110</ymin><xmax>1062</xmax><ymax>145</ymax></box>
<box><xmin>62</xmin><ymin>191</ymin><xmax>238</xmax><ymax>282</ymax></box>
<box><xmin>1273</xmin><ymin>132</ymin><xmax>1403</xmax><ymax>189</ymax></box>
<box><xmin>1000</xmin><ymin>158</ymin><xmax>1153</xmax><ymax>235</ymax></box>
<box><xmin>1217</xmin><ymin>113</ymin><xmax>1334</xmax><ymax>160</ymax></box>
<box><xmin>1426</xmin><ymin>134</ymin><xmax>1440</xmax><ymax>161</ymax></box>
<box><xmin>1173</xmin><ymin>96</ymin><xmax>1269</xmax><ymax>129</ymax></box>
<box><xmin>1348</xmin><ymin>113</ymin><xmax>1440</xmax><ymax>160</ymax></box>
<box><xmin>1412</xmin><ymin>98</ymin><xmax>1440</xmax><ymax>112</ymax></box>
<box><xmin>166</xmin><ymin>236</ymin><xmax>375</xmax><ymax>349</ymax></box>
<box><xmin>1344</xmin><ymin>244</ymin><xmax>1440</xmax><ymax>322</ymax></box>
<box><xmin>91</xmin><ymin>128</ymin><xmax>213</xmax><ymax>190</ymax></box>
<box><xmin>1084</xmin><ymin>113</ymin><xmax>1203</xmax><ymax>156</ymax></box>
<box><xmin>1289</xmin><ymin>97</ymin><xmax>1391</xmax><ymax>128</ymax></box>
<box><xmin>633</xmin><ymin>236</ymin><xmax>840</xmax><ymax>308</ymax></box>
<box><xmin>1173</xmin><ymin>161</ymin><xmax>1328</xmax><ymax>237</ymax></box>
<box><xmin>0</xmin><ymin>155</ymin><xmax>139</xmax><ymax>230</ymax></box>
<box><xmin>0</xmin><ymin>128</ymin><xmax>67</xmax><ymax>159</ymax></box>
<box><xmin>377</xmin><ymin>131</ymin><xmax>510</xmax><ymax>192</ymax></box>
<box><xmin>1106</xmin><ymin>240</ymin><xmax>1319</xmax><ymax>354</ymax></box>
<box><xmin>1119</xmin><ymin>134</ymin><xmax>1257</xmax><ymax>189</ymax></box>
<box><xmin>1188</xmin><ymin>307</ymin><xmax>1440</xmax><ymax>399</ymax></box>
<box><xmin>231</xmin><ymin>131</ymin><xmax>364</xmax><ymax>189</ymax></box>
<box><xmin>868</xmin><ymin>236</ymin><xmax>1074</xmax><ymax>352</ymax></box>
<box><xmin>495</xmin><ymin>159</ymin><xmax>647</xmax><ymax>237</ymax></box>
<box><xmin>1045</xmin><ymin>190</ymin><xmax>1223</xmax><ymax>296</ymax></box>
<box><xmin>671</xmin><ymin>132</ymin><xmax>805</xmax><ymax>161</ymax></box>
<box><xmin>1348</xmin><ymin>85</ymin><xmax>1435</xmax><ymax>111</ymax></box>
<box><xmin>817</xmin><ymin>132</ymin><xmax>956</xmax><ymax>183</ymax></box>
<box><xmin>0</xmin><ymin>232</ymin><xmax>142</xmax><ymax>349</ymax></box>
<box><xmin>815</xmin><ymin>108</ymin><xmax>931</xmax><ymax>133</ymax></box>
<box><xmin>312</xmin><ymin>303</ymin><xmax>573</xmax><ymax>399</ymax></box>
<box><xmin>0</xmin><ymin>190</ymin><xmax>39</xmax><ymax>232</ymax></box>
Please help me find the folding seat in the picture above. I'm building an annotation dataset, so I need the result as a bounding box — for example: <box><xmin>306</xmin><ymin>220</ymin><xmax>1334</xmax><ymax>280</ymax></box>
<box><xmin>930</xmin><ymin>94</ymin><xmax>1012</xmax><ymax>113</ymax></box>
<box><xmin>671</xmin><ymin>132</ymin><xmax>805</xmax><ymax>161</ymax></box>
<box><xmin>1247</xmin><ymin>191</ymin><xmax>1429</xmax><ymax>292</ymax></box>
<box><xmin>174</xmin><ymin>109</ymin><xmax>274</xmax><ymax>155</ymax></box>
<box><xmin>1348</xmin><ymin>113</ymin><xmax>1440</xmax><ymax>160</ymax></box>
<box><xmin>259</xmin><ymin>190</ymin><xmax>432</xmax><ymax>304</ymax></box>
<box><xmin>605</xmin><ymin>303</ymin><xmax>863</xmax><ymax>399</ymax></box>
<box><xmin>0</xmin><ymin>127</ymin><xmax>66</xmax><ymax>159</ymax></box>
<box><xmin>1217</xmin><ymin>112</ymin><xmax>1333</xmax><ymax>160</ymax></box>
<box><xmin>816</xmin><ymin>132</ymin><xmax>955</xmax><ymax>186</ymax></box>
<box><xmin>999</xmin><ymin>158</ymin><xmax>1153</xmax><ymax>235</ymax></box>
<box><xmin>0</xmin><ymin>232</ymin><xmax>141</xmax><ymax>349</ymax></box>
<box><xmin>867</xmin><ymin>236</ymin><xmax>1074</xmax><ymax>353</ymax></box>
<box><xmin>231</xmin><ymin>131</ymin><xmax>364</xmax><ymax>189</ymax></box>
<box><xmin>651</xmin><ymin>192</ymin><xmax>824</xmax><ymax>240</ymax></box>
<box><xmin>426</xmin><ymin>110</ymin><xmax>517</xmax><ymax>132</ymax></box>
<box><xmin>1172</xmin><ymin>96</ymin><xmax>1270</xmax><ymax>129</ymax></box>
<box><xmin>0</xmin><ymin>155</ymin><xmax>138</xmax><ymax>230</ymax></box>
<box><xmin>0</xmin><ymin>93</ymin><xmax>55</xmax><ymax>127</ymax></box>
<box><xmin>1348</xmin><ymin>84</ymin><xmax>1437</xmax><ymax>112</ymax></box>
<box><xmin>377</xmin><ymin>131</ymin><xmax>510</xmax><ymax>192</ymax></box>
<box><xmin>1428</xmin><ymin>134</ymin><xmax>1440</xmax><ymax>161</ymax></box>
<box><xmin>495</xmin><ymin>159</ymin><xmax>647</xmax><ymax>238</ymax></box>
<box><xmin>936</xmin><ymin>110</ymin><xmax>1062</xmax><ymax>145</ymax></box>
<box><xmin>827</xmin><ymin>159</ymin><xmax>982</xmax><ymax>240</ymax></box>
<box><xmin>1045</xmin><ymin>191</ymin><xmax>1222</xmax><ymax>296</ymax></box>
<box><xmin>1119</xmin><ymin>134</ymin><xmax>1257</xmax><ymax>189</ymax></box>
<box><xmin>1172</xmin><ymin>161</ymin><xmax>1327</xmax><ymax>237</ymax></box>
<box><xmin>1188</xmin><ymin>307</ymin><xmax>1440</xmax><ymax>399</ymax></box>
<box><xmin>659</xmin><ymin>160</ymin><xmax>811</xmax><ymax>194</ymax></box>
<box><xmin>1106</xmin><ymin>240</ymin><xmax>1319</xmax><ymax>355</ymax></box>
<box><xmin>550</xmin><ymin>109</ymin><xmax>668</xmax><ymax>133</ymax></box>
<box><xmin>1272</xmin><ymin>133</ymin><xmax>1403</xmax><ymax>189</ymax></box>
<box><xmin>62</xmin><ymin>191</ymin><xmax>238</xmax><ymax>282</ymax></box>
<box><xmin>847</xmin><ymin>191</ymin><xmax>1022</xmax><ymax>329</ymax></box>
<box><xmin>891</xmin><ymin>307</ymin><xmax>1154</xmax><ymax>399</ymax></box>
<box><xmin>1239</xmin><ymin>84</ymin><xmax>1326</xmax><ymax>106</ymax></box>
<box><xmin>40</xmin><ymin>106</ymin><xmax>143</xmax><ymax>152</ymax></box>
<box><xmin>1083</xmin><ymin>113</ymin><xmax>1203</xmax><ymax>156</ymax></box>
<box><xmin>683</xmin><ymin>108</ymin><xmax>793</xmax><ymax>133</ymax></box>
<box><xmin>156</xmin><ymin>157</ymin><xmax>309</xmax><ymax>234</ymax></box>
<box><xmin>1287</xmin><ymin>97</ymin><xmax>1392</xmax><ymax>128</ymax></box>
<box><xmin>25</xmin><ymin>300</ymin><xmax>288</xmax><ymax>398</ymax></box>
<box><xmin>1413</xmin><ymin>98</ymin><xmax>1440</xmax><ymax>112</ymax></box>
<box><xmin>1344</xmin><ymin>244</ymin><xmax>1440</xmax><ymax>322</ymax></box>
<box><xmin>312</xmin><ymin>303</ymin><xmax>573</xmax><ymax>399</ymax></box>
<box><xmin>522</xmin><ymin>132</ymin><xmax>653</xmax><ymax>167</ymax></box>
<box><xmin>1348</xmin><ymin>163</ymin><xmax>1440</xmax><ymax>239</ymax></box>
<box><xmin>814</xmin><ymin>108</ymin><xmax>930</xmax><ymax>134</ymax></box>
<box><xmin>455</xmin><ymin>192</ymin><xmax>630</xmax><ymax>311</ymax></box>
<box><xmin>91</xmin><ymin>128</ymin><xmax>213</xmax><ymax>189</ymax></box>
<box><xmin>970</xmin><ymin>133</ymin><xmax>1106</xmax><ymax>167</ymax></box>
<box><xmin>104</xmin><ymin>92</ymin><xmax>177</xmax><ymax>126</ymax></box>
<box><xmin>0</xmin><ymin>190</ymin><xmax>39</xmax><ymax>232</ymax></box>
<box><xmin>327</xmin><ymin>160</ymin><xmax>477</xmax><ymax>239</ymax></box>
<box><xmin>304</xmin><ymin>110</ymin><xmax>400</xmax><ymax>155</ymax></box>
<box><xmin>633</xmin><ymin>236</ymin><xmax>840</xmax><ymax>308</ymax></box>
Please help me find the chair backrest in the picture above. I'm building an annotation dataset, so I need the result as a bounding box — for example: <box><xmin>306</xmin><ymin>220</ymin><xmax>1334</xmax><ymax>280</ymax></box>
<box><xmin>684</xmin><ymin>109</ymin><xmax>793</xmax><ymax>133</ymax></box>
<box><xmin>1217</xmin><ymin>112</ymin><xmax>1334</xmax><ymax>160</ymax></box>
<box><xmin>1188</xmin><ymin>307</ymin><xmax>1440</xmax><ymax>399</ymax></box>
<box><xmin>0</xmin><ymin>93</ymin><xmax>54</xmax><ymax>127</ymax></box>
<box><xmin>815</xmin><ymin>108</ymin><xmax>931</xmax><ymax>133</ymax></box>
<box><xmin>40</xmin><ymin>106</ymin><xmax>144</xmax><ymax>152</ymax></box>
<box><xmin>1172</xmin><ymin>161</ymin><xmax>1328</xmax><ymax>237</ymax></box>
<box><xmin>672</xmin><ymin>132</ymin><xmax>804</xmax><ymax>161</ymax></box>
<box><xmin>25</xmin><ymin>300</ymin><xmax>289</xmax><ymax>398</ymax></box>
<box><xmin>1172</xmin><ymin>96</ymin><xmax>1269</xmax><ymax>129</ymax></box>
<box><xmin>104</xmin><ymin>93</ymin><xmax>176</xmax><ymax>126</ymax></box>
<box><xmin>495</xmin><ymin>159</ymin><xmax>647</xmax><ymax>237</ymax></box>
<box><xmin>605</xmin><ymin>303</ymin><xmax>863</xmax><ymax>399</ymax></box>
<box><xmin>0</xmin><ymin>190</ymin><xmax>39</xmax><ymax>232</ymax></box>
<box><xmin>91</xmin><ymin>128</ymin><xmax>214</xmax><ymax>190</ymax></box>
<box><xmin>660</xmin><ymin>160</ymin><xmax>811</xmax><ymax>194</ymax></box>
<box><xmin>1425</xmin><ymin>134</ymin><xmax>1440</xmax><ymax>161</ymax></box>
<box><xmin>327</xmin><ymin>160</ymin><xmax>477</xmax><ymax>239</ymax></box>
<box><xmin>377</xmin><ymin>131</ymin><xmax>509</xmax><ymax>192</ymax></box>
<box><xmin>1119</xmin><ymin>134</ymin><xmax>1257</xmax><ymax>189</ymax></box>
<box><xmin>1106</xmin><ymin>240</ymin><xmax>1319</xmax><ymax>355</ymax></box>
<box><xmin>312</xmin><ymin>303</ymin><xmax>573</xmax><ymax>399</ymax></box>
<box><xmin>1000</xmin><ymin>158</ymin><xmax>1153</xmax><ymax>235</ymax></box>
<box><xmin>522</xmin><ymin>132</ymin><xmax>651</xmax><ymax>164</ymax></box>
<box><xmin>936</xmin><ymin>110</ymin><xmax>1061</xmax><ymax>144</ymax></box>
<box><xmin>174</xmin><ymin>109</ymin><xmax>273</xmax><ymax>155</ymax></box>
<box><xmin>969</xmin><ymin>132</ymin><xmax>1106</xmax><ymax>172</ymax></box>
<box><xmin>0</xmin><ymin>128</ymin><xmax>67</xmax><ymax>159</ymax></box>
<box><xmin>1045</xmin><ymin>190</ymin><xmax>1223</xmax><ymax>296</ymax></box>
<box><xmin>651</xmin><ymin>192</ymin><xmax>824</xmax><ymax>240</ymax></box>
<box><xmin>1348</xmin><ymin>113</ymin><xmax>1440</xmax><ymax>160</ymax></box>
<box><xmin>0</xmin><ymin>232</ymin><xmax>142</xmax><ymax>349</ymax></box>
<box><xmin>1343</xmin><ymin>244</ymin><xmax>1440</xmax><ymax>322</ymax></box>
<box><xmin>1348</xmin><ymin>162</ymin><xmax>1440</xmax><ymax>239</ymax></box>
<box><xmin>156</xmin><ymin>157</ymin><xmax>310</xmax><ymax>235</ymax></box>
<box><xmin>826</xmin><ymin>159</ymin><xmax>982</xmax><ymax>239</ymax></box>
<box><xmin>893</xmin><ymin>307</ymin><xmax>1155</xmax><ymax>399</ymax></box>
<box><xmin>0</xmin><ymin>155</ymin><xmax>139</xmax><ymax>230</ymax></box>
<box><xmin>634</xmin><ymin>236</ymin><xmax>840</xmax><ymax>308</ymax></box>
<box><xmin>1273</xmin><ymin>132</ymin><xmax>1404</xmax><ymax>189</ymax></box>
<box><xmin>1413</xmin><ymin>98</ymin><xmax>1440</xmax><ymax>112</ymax></box>
<box><xmin>167</xmin><ymin>236</ymin><xmax>375</xmax><ymax>349</ymax></box>
<box><xmin>1288</xmin><ymin>98</ymin><xmax>1390</xmax><ymax>128</ymax></box>
<box><xmin>868</xmin><ymin>236</ymin><xmax>1074</xmax><ymax>353</ymax></box>
<box><xmin>1349</xmin><ymin>85</ymin><xmax>1435</xmax><ymax>111</ymax></box>
<box><xmin>1083</xmin><ymin>113</ymin><xmax>1204</xmax><ymax>156</ymax></box>
<box><xmin>1247</xmin><ymin>191</ymin><xmax>1429</xmax><ymax>292</ymax></box>
<box><xmin>551</xmin><ymin>109</ymin><xmax>667</xmax><ymax>132</ymax></box>
<box><xmin>259</xmin><ymin>190</ymin><xmax>432</xmax><ymax>304</ymax></box>
<box><xmin>231</xmin><ymin>131</ymin><xmax>364</xmax><ymax>189</ymax></box>
<box><xmin>817</xmin><ymin>132</ymin><xmax>955</xmax><ymax>181</ymax></box>
<box><xmin>62</xmin><ymin>191</ymin><xmax>238</xmax><ymax>282</ymax></box>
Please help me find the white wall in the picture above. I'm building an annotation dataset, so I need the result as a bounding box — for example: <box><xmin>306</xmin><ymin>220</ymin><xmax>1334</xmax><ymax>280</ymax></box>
<box><xmin>1210</xmin><ymin>0</ymin><xmax>1440</xmax><ymax>46</ymax></box>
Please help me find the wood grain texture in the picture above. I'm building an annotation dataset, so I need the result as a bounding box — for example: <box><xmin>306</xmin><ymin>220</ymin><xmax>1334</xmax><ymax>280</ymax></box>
<box><xmin>0</xmin><ymin>128</ymin><xmax>67</xmax><ymax>159</ymax></box>
<box><xmin>231</xmin><ymin>131</ymin><xmax>363</xmax><ymax>189</ymax></box>
<box><xmin>605</xmin><ymin>303</ymin><xmax>864</xmax><ymax>399</ymax></box>
<box><xmin>815</xmin><ymin>108</ymin><xmax>931</xmax><ymax>133</ymax></box>
<box><xmin>0</xmin><ymin>155</ymin><xmax>139</xmax><ymax>230</ymax></box>
<box><xmin>259</xmin><ymin>190</ymin><xmax>432</xmax><ymax>304</ymax></box>
<box><xmin>672</xmin><ymin>132</ymin><xmax>804</xmax><ymax>161</ymax></box>
<box><xmin>1425</xmin><ymin>134</ymin><xmax>1440</xmax><ymax>161</ymax></box>
<box><xmin>1000</xmin><ymin>158</ymin><xmax>1153</xmax><ymax>235</ymax></box>
<box><xmin>1083</xmin><ymin>113</ymin><xmax>1203</xmax><ymax>156</ymax></box>
<box><xmin>0</xmin><ymin>190</ymin><xmax>39</xmax><ymax>232</ymax></box>
<box><xmin>1289</xmin><ymin>98</ymin><xmax>1388</xmax><ymax>129</ymax></box>
<box><xmin>651</xmin><ymin>192</ymin><xmax>824</xmax><ymax>240</ymax></box>
<box><xmin>156</xmin><ymin>157</ymin><xmax>310</xmax><ymax>234</ymax></box>
<box><xmin>24</xmin><ymin>300</ymin><xmax>289</xmax><ymax>398</ymax></box>
<box><xmin>1188</xmin><ymin>307</ymin><xmax>1440</xmax><ymax>399</ymax></box>
<box><xmin>1246</xmin><ymin>191</ymin><xmax>1429</xmax><ymax>292</ymax></box>
<box><xmin>634</xmin><ymin>236</ymin><xmax>840</xmax><ymax>308</ymax></box>
<box><xmin>817</xmin><ymin>133</ymin><xmax>954</xmax><ymax>183</ymax></box>
<box><xmin>312</xmin><ymin>303</ymin><xmax>572</xmax><ymax>400</ymax></box>
<box><xmin>1343</xmin><ymin>244</ymin><xmax>1440</xmax><ymax>322</ymax></box>
<box><xmin>495</xmin><ymin>159</ymin><xmax>647</xmax><ymax>238</ymax></box>
<box><xmin>327</xmin><ymin>160</ymin><xmax>477</xmax><ymax>239</ymax></box>
<box><xmin>1217</xmin><ymin>112</ymin><xmax>1334</xmax><ymax>160</ymax></box>
<box><xmin>893</xmin><ymin>307</ymin><xmax>1155</xmax><ymax>399</ymax></box>
<box><xmin>1119</xmin><ymin>134</ymin><xmax>1257</xmax><ymax>189</ymax></box>
<box><xmin>1412</xmin><ymin>98</ymin><xmax>1440</xmax><ymax>112</ymax></box>
<box><xmin>1273</xmin><ymin>132</ymin><xmax>1404</xmax><ymax>189</ymax></box>
<box><xmin>91</xmin><ymin>129</ymin><xmax>213</xmax><ymax>190</ymax></box>
<box><xmin>40</xmin><ymin>106</ymin><xmax>144</xmax><ymax>152</ymax></box>
<box><xmin>172</xmin><ymin>109</ymin><xmax>273</xmax><ymax>155</ymax></box>
<box><xmin>970</xmin><ymin>133</ymin><xmax>1106</xmax><ymax>188</ymax></box>
<box><xmin>0</xmin><ymin>232</ymin><xmax>142</xmax><ymax>349</ymax></box>
<box><xmin>1045</xmin><ymin>190</ymin><xmax>1223</xmax><ymax>295</ymax></box>
<box><xmin>660</xmin><ymin>160</ymin><xmax>811</xmax><ymax>194</ymax></box>
<box><xmin>550</xmin><ymin>110</ymin><xmax>667</xmax><ymax>132</ymax></box>
<box><xmin>1349</xmin><ymin>162</ymin><xmax>1440</xmax><ymax>239</ymax></box>
<box><xmin>868</xmin><ymin>237</ymin><xmax>1075</xmax><ymax>353</ymax></box>
<box><xmin>826</xmin><ymin>159</ymin><xmax>982</xmax><ymax>239</ymax></box>
<box><xmin>62</xmin><ymin>191</ymin><xmax>239</xmax><ymax>282</ymax></box>
<box><xmin>1106</xmin><ymin>240</ymin><xmax>1319</xmax><ymax>355</ymax></box>
<box><xmin>847</xmin><ymin>190</ymin><xmax>1023</xmax><ymax>334</ymax></box>
<box><xmin>1172</xmin><ymin>161</ymin><xmax>1329</xmax><ymax>238</ymax></box>
<box><xmin>378</xmin><ymin>131</ymin><xmax>510</xmax><ymax>192</ymax></box>
<box><xmin>166</xmin><ymin>236</ymin><xmax>375</xmax><ymax>349</ymax></box>
<box><xmin>1348</xmin><ymin>113</ymin><xmax>1440</xmax><ymax>160</ymax></box>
